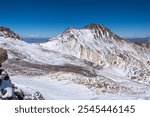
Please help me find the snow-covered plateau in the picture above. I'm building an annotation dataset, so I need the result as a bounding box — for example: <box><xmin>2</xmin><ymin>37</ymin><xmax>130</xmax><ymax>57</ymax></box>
<box><xmin>0</xmin><ymin>24</ymin><xmax>150</xmax><ymax>99</ymax></box>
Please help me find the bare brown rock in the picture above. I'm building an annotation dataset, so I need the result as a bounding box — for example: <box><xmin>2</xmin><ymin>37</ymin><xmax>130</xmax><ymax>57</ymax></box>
<box><xmin>0</xmin><ymin>48</ymin><xmax>8</xmax><ymax>65</ymax></box>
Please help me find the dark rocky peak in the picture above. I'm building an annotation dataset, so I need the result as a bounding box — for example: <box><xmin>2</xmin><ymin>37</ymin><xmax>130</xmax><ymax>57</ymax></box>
<box><xmin>82</xmin><ymin>23</ymin><xmax>106</xmax><ymax>31</ymax></box>
<box><xmin>82</xmin><ymin>23</ymin><xmax>113</xmax><ymax>36</ymax></box>
<box><xmin>59</xmin><ymin>23</ymin><xmax>125</xmax><ymax>43</ymax></box>
<box><xmin>82</xmin><ymin>23</ymin><xmax>123</xmax><ymax>41</ymax></box>
<box><xmin>0</xmin><ymin>26</ymin><xmax>21</xmax><ymax>40</ymax></box>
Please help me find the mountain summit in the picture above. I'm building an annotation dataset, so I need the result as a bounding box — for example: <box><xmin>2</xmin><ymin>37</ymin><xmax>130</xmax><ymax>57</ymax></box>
<box><xmin>60</xmin><ymin>23</ymin><xmax>124</xmax><ymax>43</ymax></box>
<box><xmin>82</xmin><ymin>23</ymin><xmax>123</xmax><ymax>41</ymax></box>
<box><xmin>41</xmin><ymin>23</ymin><xmax>150</xmax><ymax>85</ymax></box>
<box><xmin>82</xmin><ymin>23</ymin><xmax>109</xmax><ymax>34</ymax></box>
<box><xmin>83</xmin><ymin>23</ymin><xmax>105</xmax><ymax>30</ymax></box>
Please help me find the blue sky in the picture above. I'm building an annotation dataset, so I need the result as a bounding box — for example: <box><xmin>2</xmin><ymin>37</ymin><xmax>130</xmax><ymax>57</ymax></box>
<box><xmin>0</xmin><ymin>0</ymin><xmax>150</xmax><ymax>38</ymax></box>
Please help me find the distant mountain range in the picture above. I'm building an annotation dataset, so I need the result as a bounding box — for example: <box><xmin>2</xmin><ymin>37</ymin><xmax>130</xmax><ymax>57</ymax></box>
<box><xmin>126</xmin><ymin>37</ymin><xmax>150</xmax><ymax>43</ymax></box>
<box><xmin>22</xmin><ymin>37</ymin><xmax>49</xmax><ymax>43</ymax></box>
<box><xmin>126</xmin><ymin>37</ymin><xmax>150</xmax><ymax>48</ymax></box>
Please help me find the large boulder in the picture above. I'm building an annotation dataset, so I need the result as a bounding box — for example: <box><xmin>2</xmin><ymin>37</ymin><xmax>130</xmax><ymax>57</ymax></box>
<box><xmin>0</xmin><ymin>48</ymin><xmax>8</xmax><ymax>65</ymax></box>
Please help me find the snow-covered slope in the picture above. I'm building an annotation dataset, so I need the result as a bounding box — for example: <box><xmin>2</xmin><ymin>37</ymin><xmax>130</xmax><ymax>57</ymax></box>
<box><xmin>10</xmin><ymin>75</ymin><xmax>150</xmax><ymax>100</ymax></box>
<box><xmin>0</xmin><ymin>37</ymin><xmax>97</xmax><ymax>77</ymax></box>
<box><xmin>0</xmin><ymin>24</ymin><xmax>150</xmax><ymax>99</ymax></box>
<box><xmin>40</xmin><ymin>24</ymin><xmax>150</xmax><ymax>84</ymax></box>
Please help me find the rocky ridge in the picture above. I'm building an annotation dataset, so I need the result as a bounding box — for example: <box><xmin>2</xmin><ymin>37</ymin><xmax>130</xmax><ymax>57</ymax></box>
<box><xmin>0</xmin><ymin>26</ymin><xmax>20</xmax><ymax>39</ymax></box>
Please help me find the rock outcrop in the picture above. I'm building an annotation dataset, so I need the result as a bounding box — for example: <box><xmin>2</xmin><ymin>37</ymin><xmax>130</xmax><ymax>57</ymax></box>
<box><xmin>0</xmin><ymin>48</ymin><xmax>8</xmax><ymax>65</ymax></box>
<box><xmin>0</xmin><ymin>48</ymin><xmax>24</xmax><ymax>99</ymax></box>
<box><xmin>0</xmin><ymin>26</ymin><xmax>20</xmax><ymax>39</ymax></box>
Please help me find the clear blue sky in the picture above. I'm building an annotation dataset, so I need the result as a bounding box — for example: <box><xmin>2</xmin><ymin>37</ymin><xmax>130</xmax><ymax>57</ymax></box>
<box><xmin>0</xmin><ymin>0</ymin><xmax>150</xmax><ymax>38</ymax></box>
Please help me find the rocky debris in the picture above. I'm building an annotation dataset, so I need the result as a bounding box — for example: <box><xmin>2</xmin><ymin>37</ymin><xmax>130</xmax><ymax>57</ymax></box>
<box><xmin>23</xmin><ymin>91</ymin><xmax>45</xmax><ymax>100</ymax></box>
<box><xmin>33</xmin><ymin>91</ymin><xmax>45</xmax><ymax>100</ymax></box>
<box><xmin>0</xmin><ymin>26</ymin><xmax>20</xmax><ymax>39</ymax></box>
<box><xmin>3</xmin><ymin>59</ymin><xmax>97</xmax><ymax>77</ymax></box>
<box><xmin>13</xmin><ymin>87</ymin><xmax>24</xmax><ymax>100</ymax></box>
<box><xmin>51</xmin><ymin>71</ymin><xmax>147</xmax><ymax>95</ymax></box>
